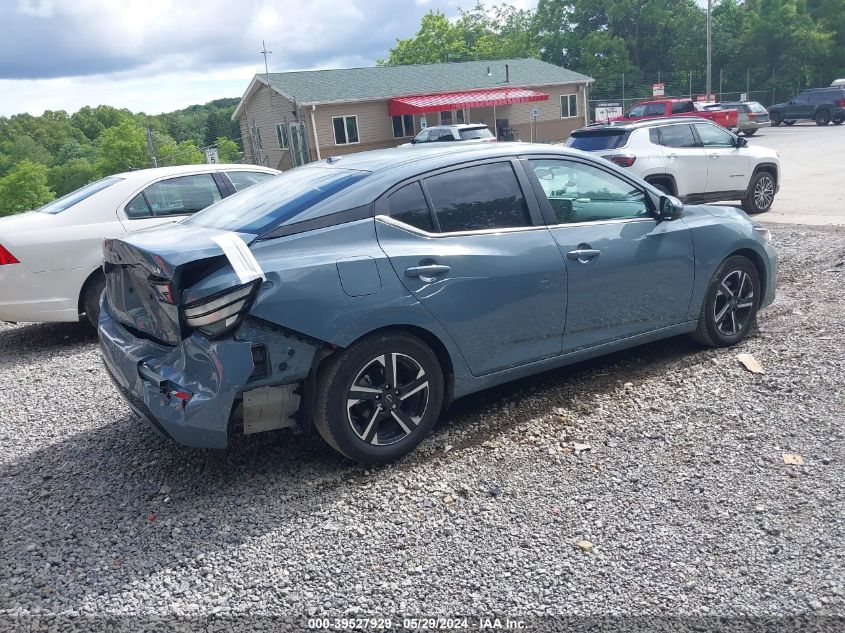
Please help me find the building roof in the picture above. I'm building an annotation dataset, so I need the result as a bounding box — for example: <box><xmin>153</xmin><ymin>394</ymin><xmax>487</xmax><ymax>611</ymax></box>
<box><xmin>233</xmin><ymin>58</ymin><xmax>592</xmax><ymax>119</ymax></box>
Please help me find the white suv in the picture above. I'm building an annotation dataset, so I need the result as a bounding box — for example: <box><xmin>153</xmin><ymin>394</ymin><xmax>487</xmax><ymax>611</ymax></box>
<box><xmin>566</xmin><ymin>118</ymin><xmax>780</xmax><ymax>214</ymax></box>
<box><xmin>404</xmin><ymin>124</ymin><xmax>495</xmax><ymax>146</ymax></box>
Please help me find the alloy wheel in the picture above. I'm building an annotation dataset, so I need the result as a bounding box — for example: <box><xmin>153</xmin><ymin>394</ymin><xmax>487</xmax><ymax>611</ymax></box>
<box><xmin>713</xmin><ymin>270</ymin><xmax>755</xmax><ymax>336</ymax></box>
<box><xmin>753</xmin><ymin>175</ymin><xmax>775</xmax><ymax>210</ymax></box>
<box><xmin>346</xmin><ymin>353</ymin><xmax>429</xmax><ymax>446</ymax></box>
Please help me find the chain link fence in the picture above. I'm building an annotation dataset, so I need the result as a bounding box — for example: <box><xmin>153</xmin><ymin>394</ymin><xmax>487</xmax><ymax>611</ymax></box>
<box><xmin>588</xmin><ymin>68</ymin><xmax>838</xmax><ymax>122</ymax></box>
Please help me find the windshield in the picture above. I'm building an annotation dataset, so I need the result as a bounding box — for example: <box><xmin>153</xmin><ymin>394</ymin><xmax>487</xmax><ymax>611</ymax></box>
<box><xmin>184</xmin><ymin>166</ymin><xmax>369</xmax><ymax>235</ymax></box>
<box><xmin>459</xmin><ymin>128</ymin><xmax>494</xmax><ymax>140</ymax></box>
<box><xmin>567</xmin><ymin>130</ymin><xmax>629</xmax><ymax>151</ymax></box>
<box><xmin>37</xmin><ymin>176</ymin><xmax>122</xmax><ymax>214</ymax></box>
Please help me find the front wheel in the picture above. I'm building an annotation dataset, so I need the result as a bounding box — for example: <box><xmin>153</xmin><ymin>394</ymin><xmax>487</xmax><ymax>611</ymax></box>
<box><xmin>833</xmin><ymin>116</ymin><xmax>844</xmax><ymax>126</ymax></box>
<box><xmin>314</xmin><ymin>332</ymin><xmax>444</xmax><ymax>463</ymax></box>
<box><xmin>742</xmin><ymin>129</ymin><xmax>757</xmax><ymax>137</ymax></box>
<box><xmin>741</xmin><ymin>171</ymin><xmax>776</xmax><ymax>214</ymax></box>
<box><xmin>815</xmin><ymin>110</ymin><xmax>831</xmax><ymax>126</ymax></box>
<box><xmin>690</xmin><ymin>256</ymin><xmax>760</xmax><ymax>348</ymax></box>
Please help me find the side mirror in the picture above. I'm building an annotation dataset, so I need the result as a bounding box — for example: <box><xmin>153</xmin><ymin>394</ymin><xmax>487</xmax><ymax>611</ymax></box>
<box><xmin>736</xmin><ymin>136</ymin><xmax>748</xmax><ymax>148</ymax></box>
<box><xmin>659</xmin><ymin>195</ymin><xmax>684</xmax><ymax>221</ymax></box>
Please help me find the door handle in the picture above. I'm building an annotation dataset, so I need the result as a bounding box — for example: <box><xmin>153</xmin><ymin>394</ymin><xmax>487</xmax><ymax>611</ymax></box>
<box><xmin>567</xmin><ymin>248</ymin><xmax>602</xmax><ymax>263</ymax></box>
<box><xmin>405</xmin><ymin>264</ymin><xmax>451</xmax><ymax>281</ymax></box>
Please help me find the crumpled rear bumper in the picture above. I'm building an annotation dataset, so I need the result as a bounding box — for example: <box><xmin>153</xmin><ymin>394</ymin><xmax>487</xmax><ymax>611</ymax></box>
<box><xmin>98</xmin><ymin>301</ymin><xmax>254</xmax><ymax>449</ymax></box>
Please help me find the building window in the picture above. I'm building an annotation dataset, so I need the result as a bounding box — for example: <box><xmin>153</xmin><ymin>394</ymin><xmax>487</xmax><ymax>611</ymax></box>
<box><xmin>332</xmin><ymin>115</ymin><xmax>359</xmax><ymax>145</ymax></box>
<box><xmin>561</xmin><ymin>94</ymin><xmax>578</xmax><ymax>118</ymax></box>
<box><xmin>456</xmin><ymin>109</ymin><xmax>467</xmax><ymax>124</ymax></box>
<box><xmin>392</xmin><ymin>114</ymin><xmax>414</xmax><ymax>138</ymax></box>
<box><xmin>276</xmin><ymin>123</ymin><xmax>289</xmax><ymax>149</ymax></box>
<box><xmin>439</xmin><ymin>110</ymin><xmax>453</xmax><ymax>125</ymax></box>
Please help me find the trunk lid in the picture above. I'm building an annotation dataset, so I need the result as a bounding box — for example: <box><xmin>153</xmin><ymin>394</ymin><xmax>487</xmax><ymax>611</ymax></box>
<box><xmin>103</xmin><ymin>223</ymin><xmax>254</xmax><ymax>345</ymax></box>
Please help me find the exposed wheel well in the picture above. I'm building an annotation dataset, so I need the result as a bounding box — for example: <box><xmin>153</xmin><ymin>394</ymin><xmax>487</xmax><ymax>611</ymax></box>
<box><xmin>77</xmin><ymin>268</ymin><xmax>104</xmax><ymax>319</ymax></box>
<box><xmin>645</xmin><ymin>174</ymin><xmax>677</xmax><ymax>195</ymax></box>
<box><xmin>729</xmin><ymin>248</ymin><xmax>766</xmax><ymax>295</ymax></box>
<box><xmin>752</xmin><ymin>163</ymin><xmax>778</xmax><ymax>186</ymax></box>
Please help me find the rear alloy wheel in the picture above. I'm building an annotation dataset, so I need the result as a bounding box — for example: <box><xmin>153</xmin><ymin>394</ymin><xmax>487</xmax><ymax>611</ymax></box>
<box><xmin>741</xmin><ymin>171</ymin><xmax>775</xmax><ymax>214</ymax></box>
<box><xmin>833</xmin><ymin>116</ymin><xmax>844</xmax><ymax>126</ymax></box>
<box><xmin>815</xmin><ymin>110</ymin><xmax>831</xmax><ymax>126</ymax></box>
<box><xmin>314</xmin><ymin>332</ymin><xmax>443</xmax><ymax>463</ymax></box>
<box><xmin>691</xmin><ymin>255</ymin><xmax>760</xmax><ymax>348</ymax></box>
<box><xmin>770</xmin><ymin>113</ymin><xmax>782</xmax><ymax>126</ymax></box>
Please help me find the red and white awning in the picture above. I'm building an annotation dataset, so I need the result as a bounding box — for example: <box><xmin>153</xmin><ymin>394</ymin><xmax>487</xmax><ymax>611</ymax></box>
<box><xmin>388</xmin><ymin>88</ymin><xmax>549</xmax><ymax>116</ymax></box>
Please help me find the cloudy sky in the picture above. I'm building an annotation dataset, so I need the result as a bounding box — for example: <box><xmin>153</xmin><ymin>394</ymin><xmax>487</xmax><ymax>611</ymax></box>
<box><xmin>0</xmin><ymin>0</ymin><xmax>538</xmax><ymax>117</ymax></box>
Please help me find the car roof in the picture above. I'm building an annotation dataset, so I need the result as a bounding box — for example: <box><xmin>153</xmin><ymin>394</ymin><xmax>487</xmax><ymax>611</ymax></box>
<box><xmin>577</xmin><ymin>117</ymin><xmax>710</xmax><ymax>132</ymax></box>
<box><xmin>112</xmin><ymin>164</ymin><xmax>279</xmax><ymax>180</ymax></box>
<box><xmin>424</xmin><ymin>124</ymin><xmax>488</xmax><ymax>130</ymax></box>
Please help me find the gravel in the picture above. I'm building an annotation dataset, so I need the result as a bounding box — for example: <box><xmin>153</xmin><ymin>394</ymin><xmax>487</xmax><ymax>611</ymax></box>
<box><xmin>1</xmin><ymin>224</ymin><xmax>844</xmax><ymax>628</ymax></box>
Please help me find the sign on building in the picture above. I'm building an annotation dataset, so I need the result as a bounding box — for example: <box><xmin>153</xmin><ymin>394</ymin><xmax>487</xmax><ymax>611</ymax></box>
<box><xmin>205</xmin><ymin>148</ymin><xmax>219</xmax><ymax>164</ymax></box>
<box><xmin>652</xmin><ymin>83</ymin><xmax>665</xmax><ymax>97</ymax></box>
<box><xmin>594</xmin><ymin>101</ymin><xmax>623</xmax><ymax>122</ymax></box>
<box><xmin>420</xmin><ymin>117</ymin><xmax>428</xmax><ymax>129</ymax></box>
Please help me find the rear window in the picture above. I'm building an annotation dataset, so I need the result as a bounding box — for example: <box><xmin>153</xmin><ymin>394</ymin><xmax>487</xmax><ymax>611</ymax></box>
<box><xmin>37</xmin><ymin>176</ymin><xmax>122</xmax><ymax>214</ymax></box>
<box><xmin>567</xmin><ymin>130</ymin><xmax>630</xmax><ymax>151</ymax></box>
<box><xmin>226</xmin><ymin>170</ymin><xmax>275</xmax><ymax>192</ymax></box>
<box><xmin>459</xmin><ymin>128</ymin><xmax>494</xmax><ymax>140</ymax></box>
<box><xmin>747</xmin><ymin>102</ymin><xmax>768</xmax><ymax>113</ymax></box>
<box><xmin>184</xmin><ymin>166</ymin><xmax>368</xmax><ymax>235</ymax></box>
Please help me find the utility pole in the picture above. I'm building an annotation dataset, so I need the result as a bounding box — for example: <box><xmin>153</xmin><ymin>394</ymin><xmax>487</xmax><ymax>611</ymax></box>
<box><xmin>146</xmin><ymin>127</ymin><xmax>157</xmax><ymax>168</ymax></box>
<box><xmin>261</xmin><ymin>40</ymin><xmax>273</xmax><ymax>113</ymax></box>
<box><xmin>706</xmin><ymin>0</ymin><xmax>713</xmax><ymax>99</ymax></box>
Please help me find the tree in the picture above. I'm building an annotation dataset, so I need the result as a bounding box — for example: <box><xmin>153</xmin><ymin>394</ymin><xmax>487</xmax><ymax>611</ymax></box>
<box><xmin>157</xmin><ymin>139</ymin><xmax>204</xmax><ymax>166</ymax></box>
<box><xmin>0</xmin><ymin>161</ymin><xmax>54</xmax><ymax>216</ymax></box>
<box><xmin>47</xmin><ymin>158</ymin><xmax>96</xmax><ymax>197</ymax></box>
<box><xmin>381</xmin><ymin>11</ymin><xmax>471</xmax><ymax>64</ymax></box>
<box><xmin>215</xmin><ymin>136</ymin><xmax>241</xmax><ymax>163</ymax></box>
<box><xmin>96</xmin><ymin>120</ymin><xmax>149</xmax><ymax>175</ymax></box>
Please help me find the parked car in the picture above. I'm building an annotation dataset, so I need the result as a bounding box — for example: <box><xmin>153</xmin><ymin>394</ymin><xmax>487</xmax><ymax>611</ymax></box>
<box><xmin>610</xmin><ymin>98</ymin><xmax>739</xmax><ymax>130</ymax></box>
<box><xmin>98</xmin><ymin>143</ymin><xmax>777</xmax><ymax>464</ymax></box>
<box><xmin>403</xmin><ymin>124</ymin><xmax>495</xmax><ymax>146</ymax></box>
<box><xmin>566</xmin><ymin>118</ymin><xmax>780</xmax><ymax>214</ymax></box>
<box><xmin>0</xmin><ymin>164</ymin><xmax>278</xmax><ymax>327</ymax></box>
<box><xmin>707</xmin><ymin>101</ymin><xmax>771</xmax><ymax>136</ymax></box>
<box><xmin>768</xmin><ymin>87</ymin><xmax>845</xmax><ymax>126</ymax></box>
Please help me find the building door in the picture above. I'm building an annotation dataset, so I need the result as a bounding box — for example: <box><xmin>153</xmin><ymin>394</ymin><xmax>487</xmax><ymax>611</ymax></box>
<box><xmin>288</xmin><ymin>122</ymin><xmax>310</xmax><ymax>167</ymax></box>
<box><xmin>496</xmin><ymin>118</ymin><xmax>513</xmax><ymax>141</ymax></box>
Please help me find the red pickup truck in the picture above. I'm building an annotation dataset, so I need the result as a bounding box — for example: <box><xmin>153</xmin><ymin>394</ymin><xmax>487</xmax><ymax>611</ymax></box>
<box><xmin>609</xmin><ymin>98</ymin><xmax>739</xmax><ymax>130</ymax></box>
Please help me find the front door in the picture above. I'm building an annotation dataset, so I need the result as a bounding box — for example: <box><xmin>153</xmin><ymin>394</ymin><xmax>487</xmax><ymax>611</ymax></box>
<box><xmin>691</xmin><ymin>122</ymin><xmax>750</xmax><ymax>194</ymax></box>
<box><xmin>375</xmin><ymin>162</ymin><xmax>567</xmax><ymax>376</ymax></box>
<box><xmin>653</xmin><ymin>123</ymin><xmax>707</xmax><ymax>197</ymax></box>
<box><xmin>523</xmin><ymin>157</ymin><xmax>695</xmax><ymax>352</ymax></box>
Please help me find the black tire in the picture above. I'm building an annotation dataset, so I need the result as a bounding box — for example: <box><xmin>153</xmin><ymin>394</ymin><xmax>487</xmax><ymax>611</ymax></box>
<box><xmin>742</xmin><ymin>129</ymin><xmax>757</xmax><ymax>137</ymax></box>
<box><xmin>784</xmin><ymin>119</ymin><xmax>796</xmax><ymax>126</ymax></box>
<box><xmin>833</xmin><ymin>116</ymin><xmax>844</xmax><ymax>126</ymax></box>
<box><xmin>690</xmin><ymin>255</ymin><xmax>760</xmax><ymax>348</ymax></box>
<box><xmin>314</xmin><ymin>331</ymin><xmax>444</xmax><ymax>463</ymax></box>
<box><xmin>647</xmin><ymin>180</ymin><xmax>673</xmax><ymax>195</ymax></box>
<box><xmin>81</xmin><ymin>273</ymin><xmax>105</xmax><ymax>329</ymax></box>
<box><xmin>815</xmin><ymin>110</ymin><xmax>831</xmax><ymax>126</ymax></box>
<box><xmin>741</xmin><ymin>170</ymin><xmax>776</xmax><ymax>214</ymax></box>
<box><xmin>770</xmin><ymin>112</ymin><xmax>782</xmax><ymax>126</ymax></box>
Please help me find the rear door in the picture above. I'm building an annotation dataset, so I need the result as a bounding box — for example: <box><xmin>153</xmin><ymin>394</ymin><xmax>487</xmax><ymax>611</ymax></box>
<box><xmin>691</xmin><ymin>122</ymin><xmax>749</xmax><ymax>194</ymax></box>
<box><xmin>375</xmin><ymin>160</ymin><xmax>567</xmax><ymax>376</ymax></box>
<box><xmin>523</xmin><ymin>156</ymin><xmax>695</xmax><ymax>352</ymax></box>
<box><xmin>653</xmin><ymin>123</ymin><xmax>707</xmax><ymax>197</ymax></box>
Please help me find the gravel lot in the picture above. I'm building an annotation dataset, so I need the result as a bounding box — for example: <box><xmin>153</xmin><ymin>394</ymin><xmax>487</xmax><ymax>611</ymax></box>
<box><xmin>1</xmin><ymin>224</ymin><xmax>844</xmax><ymax>629</ymax></box>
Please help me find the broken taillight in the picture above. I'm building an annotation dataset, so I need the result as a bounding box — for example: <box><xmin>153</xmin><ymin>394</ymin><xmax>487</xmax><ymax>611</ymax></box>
<box><xmin>0</xmin><ymin>243</ymin><xmax>19</xmax><ymax>265</ymax></box>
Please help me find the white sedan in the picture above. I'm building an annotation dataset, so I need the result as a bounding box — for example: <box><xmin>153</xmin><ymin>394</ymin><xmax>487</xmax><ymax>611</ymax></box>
<box><xmin>0</xmin><ymin>164</ymin><xmax>278</xmax><ymax>327</ymax></box>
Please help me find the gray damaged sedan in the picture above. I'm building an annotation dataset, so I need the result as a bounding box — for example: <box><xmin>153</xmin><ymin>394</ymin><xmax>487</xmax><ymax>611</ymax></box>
<box><xmin>98</xmin><ymin>143</ymin><xmax>777</xmax><ymax>463</ymax></box>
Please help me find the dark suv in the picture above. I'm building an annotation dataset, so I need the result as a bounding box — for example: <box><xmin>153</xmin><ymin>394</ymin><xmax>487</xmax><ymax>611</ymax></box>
<box><xmin>768</xmin><ymin>87</ymin><xmax>845</xmax><ymax>126</ymax></box>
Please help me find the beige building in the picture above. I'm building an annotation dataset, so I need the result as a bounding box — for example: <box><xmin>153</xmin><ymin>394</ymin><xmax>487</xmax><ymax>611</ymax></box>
<box><xmin>232</xmin><ymin>58</ymin><xmax>593</xmax><ymax>171</ymax></box>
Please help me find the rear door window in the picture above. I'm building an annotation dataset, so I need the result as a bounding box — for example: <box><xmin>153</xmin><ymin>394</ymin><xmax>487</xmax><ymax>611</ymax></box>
<box><xmin>646</xmin><ymin>103</ymin><xmax>667</xmax><ymax>116</ymax></box>
<box><xmin>671</xmin><ymin>101</ymin><xmax>695</xmax><ymax>114</ymax></box>
<box><xmin>387</xmin><ymin>182</ymin><xmax>434</xmax><ymax>232</ymax></box>
<box><xmin>142</xmin><ymin>174</ymin><xmax>223</xmax><ymax>217</ymax></box>
<box><xmin>657</xmin><ymin>125</ymin><xmax>699</xmax><ymax>148</ymax></box>
<box><xmin>226</xmin><ymin>170</ymin><xmax>275</xmax><ymax>192</ymax></box>
<box><xmin>424</xmin><ymin>162</ymin><xmax>530</xmax><ymax>233</ymax></box>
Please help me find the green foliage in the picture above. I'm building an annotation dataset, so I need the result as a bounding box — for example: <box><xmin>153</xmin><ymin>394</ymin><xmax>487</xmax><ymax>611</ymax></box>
<box><xmin>158</xmin><ymin>139</ymin><xmax>204</xmax><ymax>166</ymax></box>
<box><xmin>96</xmin><ymin>120</ymin><xmax>149</xmax><ymax>174</ymax></box>
<box><xmin>0</xmin><ymin>161</ymin><xmax>54</xmax><ymax>216</ymax></box>
<box><xmin>215</xmin><ymin>136</ymin><xmax>241</xmax><ymax>163</ymax></box>
<box><xmin>47</xmin><ymin>158</ymin><xmax>97</xmax><ymax>198</ymax></box>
